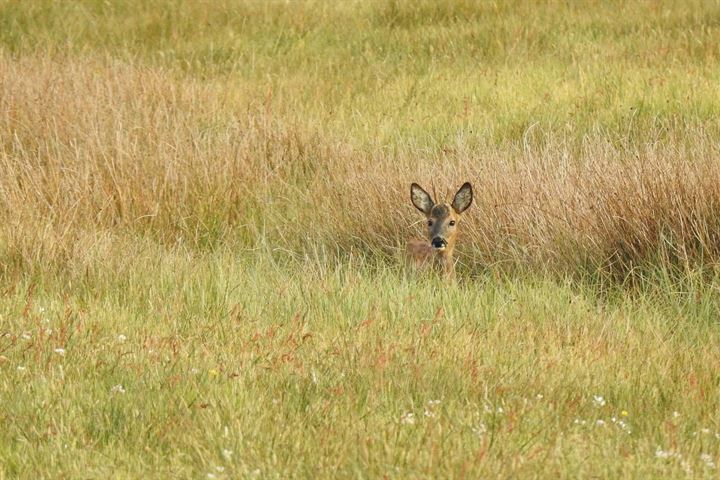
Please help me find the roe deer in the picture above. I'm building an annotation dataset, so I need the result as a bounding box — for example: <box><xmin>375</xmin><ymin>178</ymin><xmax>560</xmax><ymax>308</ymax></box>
<box><xmin>408</xmin><ymin>182</ymin><xmax>473</xmax><ymax>277</ymax></box>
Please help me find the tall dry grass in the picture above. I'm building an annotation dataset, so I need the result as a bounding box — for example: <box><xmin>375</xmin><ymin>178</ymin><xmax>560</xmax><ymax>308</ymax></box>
<box><xmin>3</xmin><ymin>53</ymin><xmax>720</xmax><ymax>279</ymax></box>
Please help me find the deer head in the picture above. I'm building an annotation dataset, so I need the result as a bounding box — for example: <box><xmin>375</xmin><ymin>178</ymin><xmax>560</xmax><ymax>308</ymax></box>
<box><xmin>410</xmin><ymin>182</ymin><xmax>473</xmax><ymax>276</ymax></box>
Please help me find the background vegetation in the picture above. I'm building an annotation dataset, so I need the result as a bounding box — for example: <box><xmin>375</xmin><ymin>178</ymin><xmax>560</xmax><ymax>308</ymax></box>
<box><xmin>2</xmin><ymin>0</ymin><xmax>720</xmax><ymax>477</ymax></box>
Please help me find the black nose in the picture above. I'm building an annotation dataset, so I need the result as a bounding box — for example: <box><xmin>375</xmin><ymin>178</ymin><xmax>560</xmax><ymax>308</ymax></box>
<box><xmin>431</xmin><ymin>237</ymin><xmax>447</xmax><ymax>248</ymax></box>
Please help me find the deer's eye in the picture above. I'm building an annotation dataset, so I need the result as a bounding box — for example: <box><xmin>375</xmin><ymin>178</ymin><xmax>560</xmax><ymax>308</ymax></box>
<box><xmin>449</xmin><ymin>220</ymin><xmax>456</xmax><ymax>227</ymax></box>
<box><xmin>427</xmin><ymin>220</ymin><xmax>433</xmax><ymax>227</ymax></box>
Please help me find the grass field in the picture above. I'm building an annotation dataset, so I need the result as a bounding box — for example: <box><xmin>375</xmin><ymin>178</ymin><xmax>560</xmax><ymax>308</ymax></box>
<box><xmin>2</xmin><ymin>0</ymin><xmax>720</xmax><ymax>477</ymax></box>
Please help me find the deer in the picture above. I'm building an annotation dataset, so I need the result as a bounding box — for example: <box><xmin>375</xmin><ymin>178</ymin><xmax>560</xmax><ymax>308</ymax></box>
<box><xmin>407</xmin><ymin>182</ymin><xmax>473</xmax><ymax>278</ymax></box>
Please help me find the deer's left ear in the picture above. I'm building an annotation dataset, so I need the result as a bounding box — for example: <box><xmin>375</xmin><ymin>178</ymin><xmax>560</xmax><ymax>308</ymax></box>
<box><xmin>451</xmin><ymin>182</ymin><xmax>473</xmax><ymax>214</ymax></box>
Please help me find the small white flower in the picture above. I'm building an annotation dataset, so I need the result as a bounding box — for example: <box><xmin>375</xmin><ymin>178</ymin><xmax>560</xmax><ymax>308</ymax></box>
<box><xmin>17</xmin><ymin>366</ymin><xmax>26</xmax><ymax>371</ymax></box>
<box><xmin>472</xmin><ymin>423</ymin><xmax>487</xmax><ymax>437</ymax></box>
<box><xmin>215</xmin><ymin>466</ymin><xmax>225</xmax><ymax>473</ymax></box>
<box><xmin>110</xmin><ymin>384</ymin><xmax>126</xmax><ymax>394</ymax></box>
<box><xmin>424</xmin><ymin>409</ymin><xmax>435</xmax><ymax>418</ymax></box>
<box><xmin>54</xmin><ymin>348</ymin><xmax>65</xmax><ymax>356</ymax></box>
<box><xmin>496</xmin><ymin>407</ymin><xmax>504</xmax><ymax>414</ymax></box>
<box><xmin>46</xmin><ymin>328</ymin><xmax>53</xmax><ymax>336</ymax></box>
<box><xmin>701</xmin><ymin>428</ymin><xmax>711</xmax><ymax>435</ymax></box>
<box><xmin>573</xmin><ymin>418</ymin><xmax>587</xmax><ymax>425</ymax></box>
<box><xmin>655</xmin><ymin>448</ymin><xmax>676</xmax><ymax>459</ymax></box>
<box><xmin>593</xmin><ymin>395</ymin><xmax>606</xmax><ymax>407</ymax></box>
<box><xmin>596</xmin><ymin>419</ymin><xmax>606</xmax><ymax>426</ymax></box>
<box><xmin>190</xmin><ymin>368</ymin><xmax>200</xmax><ymax>375</ymax></box>
<box><xmin>672</xmin><ymin>411</ymin><xmax>680</xmax><ymax>418</ymax></box>
<box><xmin>701</xmin><ymin>453</ymin><xmax>716</xmax><ymax>469</ymax></box>
<box><xmin>535</xmin><ymin>394</ymin><xmax>543</xmax><ymax>400</ymax></box>
<box><xmin>21</xmin><ymin>332</ymin><xmax>31</xmax><ymax>340</ymax></box>
<box><xmin>311</xmin><ymin>369</ymin><xmax>318</xmax><ymax>385</ymax></box>
<box><xmin>400</xmin><ymin>412</ymin><xmax>415</xmax><ymax>425</ymax></box>
<box><xmin>272</xmin><ymin>398</ymin><xmax>280</xmax><ymax>405</ymax></box>
<box><xmin>117</xmin><ymin>334</ymin><xmax>127</xmax><ymax>343</ymax></box>
<box><xmin>428</xmin><ymin>399</ymin><xmax>441</xmax><ymax>406</ymax></box>
<box><xmin>222</xmin><ymin>449</ymin><xmax>233</xmax><ymax>460</ymax></box>
<box><xmin>207</xmin><ymin>474</ymin><xmax>217</xmax><ymax>479</ymax></box>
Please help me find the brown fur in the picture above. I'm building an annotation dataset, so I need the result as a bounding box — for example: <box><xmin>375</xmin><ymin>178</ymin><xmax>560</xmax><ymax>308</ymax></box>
<box><xmin>408</xmin><ymin>182</ymin><xmax>473</xmax><ymax>278</ymax></box>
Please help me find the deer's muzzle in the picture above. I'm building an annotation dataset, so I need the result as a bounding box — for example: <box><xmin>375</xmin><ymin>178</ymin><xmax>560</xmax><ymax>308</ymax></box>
<box><xmin>431</xmin><ymin>237</ymin><xmax>447</xmax><ymax>250</ymax></box>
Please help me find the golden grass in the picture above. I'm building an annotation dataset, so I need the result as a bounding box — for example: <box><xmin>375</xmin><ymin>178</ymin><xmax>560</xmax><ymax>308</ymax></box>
<box><xmin>2</xmin><ymin>52</ymin><xmax>720</xmax><ymax>278</ymax></box>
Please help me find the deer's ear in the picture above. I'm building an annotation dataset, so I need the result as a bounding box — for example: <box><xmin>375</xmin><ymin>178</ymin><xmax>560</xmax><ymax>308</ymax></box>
<box><xmin>411</xmin><ymin>183</ymin><xmax>434</xmax><ymax>215</ymax></box>
<box><xmin>451</xmin><ymin>182</ymin><xmax>473</xmax><ymax>214</ymax></box>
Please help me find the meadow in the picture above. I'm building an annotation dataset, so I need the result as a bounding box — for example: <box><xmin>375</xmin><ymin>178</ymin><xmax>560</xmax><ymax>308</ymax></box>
<box><xmin>2</xmin><ymin>0</ymin><xmax>720</xmax><ymax>477</ymax></box>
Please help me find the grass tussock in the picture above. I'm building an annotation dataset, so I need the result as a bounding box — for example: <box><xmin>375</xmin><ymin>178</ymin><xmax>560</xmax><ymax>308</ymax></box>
<box><xmin>2</xmin><ymin>51</ymin><xmax>720</xmax><ymax>277</ymax></box>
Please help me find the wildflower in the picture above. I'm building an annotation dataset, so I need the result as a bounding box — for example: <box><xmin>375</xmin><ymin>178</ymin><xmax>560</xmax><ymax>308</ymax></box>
<box><xmin>472</xmin><ymin>423</ymin><xmax>487</xmax><ymax>437</ymax></box>
<box><xmin>190</xmin><ymin>368</ymin><xmax>200</xmax><ymax>375</ymax></box>
<box><xmin>215</xmin><ymin>466</ymin><xmax>225</xmax><ymax>473</ymax></box>
<box><xmin>311</xmin><ymin>369</ymin><xmax>318</xmax><ymax>385</ymax></box>
<box><xmin>400</xmin><ymin>412</ymin><xmax>416</xmax><ymax>425</ymax></box>
<box><xmin>207</xmin><ymin>474</ymin><xmax>217</xmax><ymax>479</ymax></box>
<box><xmin>46</xmin><ymin>328</ymin><xmax>53</xmax><ymax>336</ymax></box>
<box><xmin>701</xmin><ymin>428</ymin><xmax>711</xmax><ymax>435</ymax></box>
<box><xmin>21</xmin><ymin>332</ymin><xmax>31</xmax><ymax>340</ymax></box>
<box><xmin>593</xmin><ymin>395</ymin><xmax>606</xmax><ymax>407</ymax></box>
<box><xmin>110</xmin><ymin>384</ymin><xmax>126</xmax><ymax>394</ymax></box>
<box><xmin>209</xmin><ymin>369</ymin><xmax>220</xmax><ymax>378</ymax></box>
<box><xmin>428</xmin><ymin>399</ymin><xmax>441</xmax><ymax>406</ymax></box>
<box><xmin>573</xmin><ymin>418</ymin><xmax>587</xmax><ymax>425</ymax></box>
<box><xmin>17</xmin><ymin>366</ymin><xmax>26</xmax><ymax>371</ymax></box>
<box><xmin>117</xmin><ymin>334</ymin><xmax>127</xmax><ymax>343</ymax></box>
<box><xmin>424</xmin><ymin>409</ymin><xmax>436</xmax><ymax>418</ymax></box>
<box><xmin>701</xmin><ymin>453</ymin><xmax>716</xmax><ymax>469</ymax></box>
<box><xmin>672</xmin><ymin>411</ymin><xmax>680</xmax><ymax>418</ymax></box>
<box><xmin>621</xmin><ymin>410</ymin><xmax>629</xmax><ymax>417</ymax></box>
<box><xmin>54</xmin><ymin>348</ymin><xmax>65</xmax><ymax>356</ymax></box>
<box><xmin>536</xmin><ymin>394</ymin><xmax>544</xmax><ymax>400</ymax></box>
<box><xmin>271</xmin><ymin>398</ymin><xmax>280</xmax><ymax>405</ymax></box>
<box><xmin>496</xmin><ymin>407</ymin><xmax>504</xmax><ymax>414</ymax></box>
<box><xmin>596</xmin><ymin>419</ymin><xmax>606</xmax><ymax>427</ymax></box>
<box><xmin>655</xmin><ymin>448</ymin><xmax>676</xmax><ymax>459</ymax></box>
<box><xmin>222</xmin><ymin>449</ymin><xmax>233</xmax><ymax>460</ymax></box>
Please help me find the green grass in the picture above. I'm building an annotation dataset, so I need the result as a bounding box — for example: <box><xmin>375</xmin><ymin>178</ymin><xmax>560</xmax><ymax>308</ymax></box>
<box><xmin>1</xmin><ymin>0</ymin><xmax>719</xmax><ymax>148</ymax></box>
<box><xmin>3</xmin><ymin>247</ymin><xmax>720</xmax><ymax>477</ymax></box>
<box><xmin>3</xmin><ymin>0</ymin><xmax>720</xmax><ymax>477</ymax></box>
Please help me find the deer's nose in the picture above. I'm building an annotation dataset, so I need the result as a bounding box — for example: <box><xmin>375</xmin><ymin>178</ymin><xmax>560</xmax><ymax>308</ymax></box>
<box><xmin>431</xmin><ymin>237</ymin><xmax>447</xmax><ymax>249</ymax></box>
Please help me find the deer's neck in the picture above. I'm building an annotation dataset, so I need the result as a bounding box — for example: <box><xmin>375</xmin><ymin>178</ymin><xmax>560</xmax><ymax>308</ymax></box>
<box><xmin>434</xmin><ymin>248</ymin><xmax>455</xmax><ymax>277</ymax></box>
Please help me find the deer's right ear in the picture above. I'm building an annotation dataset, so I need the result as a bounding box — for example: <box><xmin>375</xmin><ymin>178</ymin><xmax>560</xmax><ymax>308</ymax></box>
<box><xmin>411</xmin><ymin>183</ymin><xmax>434</xmax><ymax>215</ymax></box>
